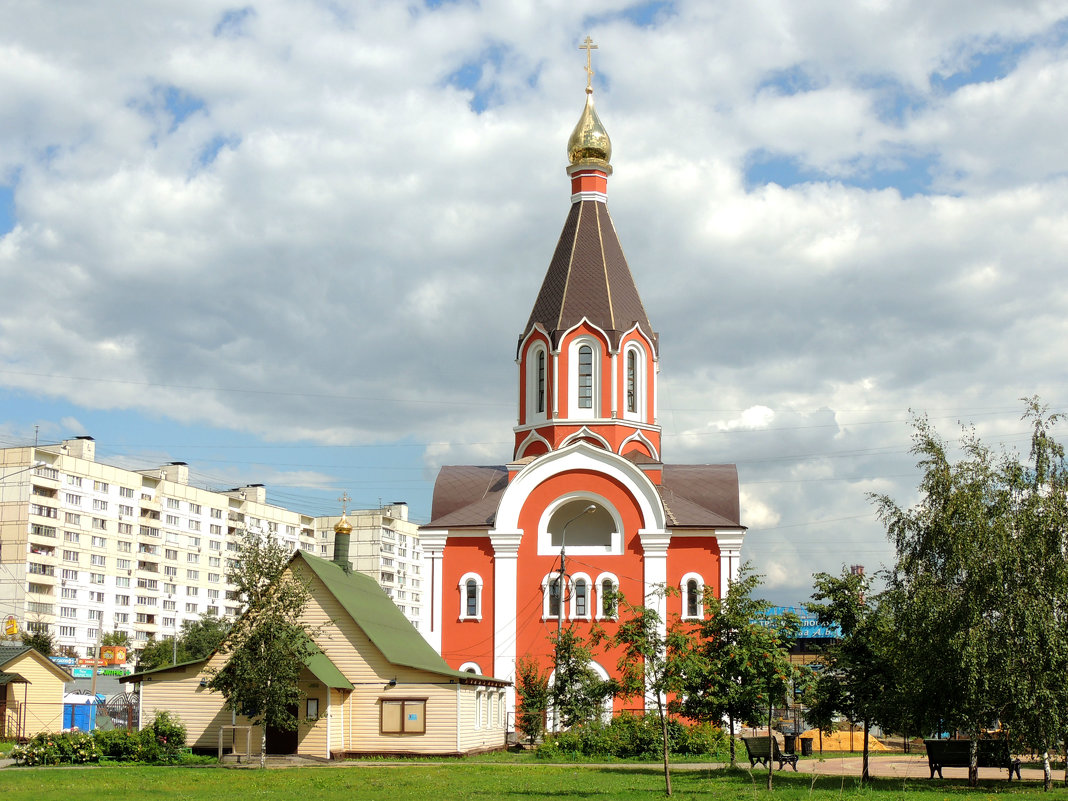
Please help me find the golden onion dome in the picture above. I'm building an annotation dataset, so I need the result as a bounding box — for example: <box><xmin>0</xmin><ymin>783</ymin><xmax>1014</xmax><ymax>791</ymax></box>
<box><xmin>567</xmin><ymin>88</ymin><xmax>612</xmax><ymax>167</ymax></box>
<box><xmin>333</xmin><ymin>513</ymin><xmax>353</xmax><ymax>535</ymax></box>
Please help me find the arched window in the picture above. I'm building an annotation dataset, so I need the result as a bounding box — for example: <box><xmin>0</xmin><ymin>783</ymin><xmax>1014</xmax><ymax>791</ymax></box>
<box><xmin>626</xmin><ymin>350</ymin><xmax>637</xmax><ymax>413</ymax></box>
<box><xmin>458</xmin><ymin>572</ymin><xmax>483</xmax><ymax>621</ymax></box>
<box><xmin>681</xmin><ymin>573</ymin><xmax>704</xmax><ymax>619</ymax></box>
<box><xmin>543</xmin><ymin>572</ymin><xmax>565</xmax><ymax>619</ymax></box>
<box><xmin>570</xmin><ymin>572</ymin><xmax>592</xmax><ymax>619</ymax></box>
<box><xmin>537</xmin><ymin>349</ymin><xmax>546</xmax><ymax>414</ymax></box>
<box><xmin>595</xmin><ymin>572</ymin><xmax>619</xmax><ymax>620</ymax></box>
<box><xmin>568</xmin><ymin>337</ymin><xmax>602</xmax><ymax>418</ymax></box>
<box><xmin>459</xmin><ymin>662</ymin><xmax>482</xmax><ymax>675</ymax></box>
<box><xmin>578</xmin><ymin>345</ymin><xmax>593</xmax><ymax>408</ymax></box>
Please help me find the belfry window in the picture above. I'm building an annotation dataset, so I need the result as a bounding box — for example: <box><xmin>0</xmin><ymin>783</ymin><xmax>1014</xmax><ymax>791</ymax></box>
<box><xmin>626</xmin><ymin>350</ymin><xmax>637</xmax><ymax>413</ymax></box>
<box><xmin>537</xmin><ymin>350</ymin><xmax>546</xmax><ymax>414</ymax></box>
<box><xmin>578</xmin><ymin>346</ymin><xmax>593</xmax><ymax>408</ymax></box>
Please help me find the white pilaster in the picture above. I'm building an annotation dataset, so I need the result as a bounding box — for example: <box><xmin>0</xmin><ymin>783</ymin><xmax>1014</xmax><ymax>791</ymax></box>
<box><xmin>639</xmin><ymin>528</ymin><xmax>671</xmax><ymax>713</ymax></box>
<box><xmin>715</xmin><ymin>530</ymin><xmax>745</xmax><ymax>595</ymax></box>
<box><xmin>489</xmin><ymin>528</ymin><xmax>523</xmax><ymax>718</ymax></box>
<box><xmin>420</xmin><ymin>531</ymin><xmax>447</xmax><ymax>655</ymax></box>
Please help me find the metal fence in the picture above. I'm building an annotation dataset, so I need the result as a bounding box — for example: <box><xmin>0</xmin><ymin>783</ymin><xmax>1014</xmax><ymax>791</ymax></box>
<box><xmin>0</xmin><ymin>694</ymin><xmax>137</xmax><ymax>741</ymax></box>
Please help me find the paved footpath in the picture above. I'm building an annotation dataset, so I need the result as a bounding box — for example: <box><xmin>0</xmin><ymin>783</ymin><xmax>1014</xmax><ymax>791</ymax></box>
<box><xmin>793</xmin><ymin>753</ymin><xmax>1054</xmax><ymax>783</ymax></box>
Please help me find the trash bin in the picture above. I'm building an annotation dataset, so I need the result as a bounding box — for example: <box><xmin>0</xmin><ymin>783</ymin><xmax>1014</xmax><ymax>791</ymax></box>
<box><xmin>800</xmin><ymin>737</ymin><xmax>813</xmax><ymax>756</ymax></box>
<box><xmin>783</xmin><ymin>734</ymin><xmax>796</xmax><ymax>754</ymax></box>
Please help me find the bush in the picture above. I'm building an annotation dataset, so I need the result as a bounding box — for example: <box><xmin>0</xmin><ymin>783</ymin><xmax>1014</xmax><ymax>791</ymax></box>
<box><xmin>12</xmin><ymin>712</ymin><xmax>188</xmax><ymax>767</ymax></box>
<box><xmin>535</xmin><ymin>713</ymin><xmax>730</xmax><ymax>760</ymax></box>
<box><xmin>137</xmin><ymin>710</ymin><xmax>187</xmax><ymax>764</ymax></box>
<box><xmin>12</xmin><ymin>731</ymin><xmax>99</xmax><ymax>766</ymax></box>
<box><xmin>93</xmin><ymin>728</ymin><xmax>141</xmax><ymax>761</ymax></box>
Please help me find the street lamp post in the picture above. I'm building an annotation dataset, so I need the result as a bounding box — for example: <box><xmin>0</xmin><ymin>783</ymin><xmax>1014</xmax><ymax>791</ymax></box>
<box><xmin>553</xmin><ymin>503</ymin><xmax>597</xmax><ymax>731</ymax></box>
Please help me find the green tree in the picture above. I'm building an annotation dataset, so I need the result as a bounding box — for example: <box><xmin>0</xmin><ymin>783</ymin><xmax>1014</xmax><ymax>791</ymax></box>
<box><xmin>674</xmin><ymin>565</ymin><xmax>786</xmax><ymax>768</ymax></box>
<box><xmin>137</xmin><ymin>614</ymin><xmax>231</xmax><ymax>672</ymax></box>
<box><xmin>873</xmin><ymin>401</ymin><xmax>1068</xmax><ymax>788</ymax></box>
<box><xmin>205</xmin><ymin>531</ymin><xmax>316</xmax><ymax>768</ymax></box>
<box><xmin>548</xmin><ymin>626</ymin><xmax>613</xmax><ymax>731</ymax></box>
<box><xmin>595</xmin><ymin>588</ymin><xmax>691</xmax><ymax>797</ymax></box>
<box><xmin>808</xmin><ymin>568</ymin><xmax>896</xmax><ymax>783</ymax></box>
<box><xmin>101</xmin><ymin>630</ymin><xmax>130</xmax><ymax>647</ymax></box>
<box><xmin>19</xmin><ymin>628</ymin><xmax>54</xmax><ymax>656</ymax></box>
<box><xmin>995</xmin><ymin>401</ymin><xmax>1068</xmax><ymax>790</ymax></box>
<box><xmin>514</xmin><ymin>657</ymin><xmax>550</xmax><ymax>746</ymax></box>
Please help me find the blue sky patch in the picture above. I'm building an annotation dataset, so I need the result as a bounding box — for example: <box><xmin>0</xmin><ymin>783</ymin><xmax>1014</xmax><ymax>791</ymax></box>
<box><xmin>0</xmin><ymin>184</ymin><xmax>15</xmax><ymax>236</ymax></box>
<box><xmin>584</xmin><ymin>1</ymin><xmax>675</xmax><ymax>29</ymax></box>
<box><xmin>162</xmin><ymin>86</ymin><xmax>206</xmax><ymax>131</ymax></box>
<box><xmin>214</xmin><ymin>7</ymin><xmax>255</xmax><ymax>38</ymax></box>
<box><xmin>930</xmin><ymin>38</ymin><xmax>1030</xmax><ymax>93</ymax></box>
<box><xmin>756</xmin><ymin>64</ymin><xmax>826</xmax><ymax>96</ymax></box>
<box><xmin>445</xmin><ymin>43</ymin><xmax>510</xmax><ymax>113</ymax></box>
<box><xmin>745</xmin><ymin>150</ymin><xmax>936</xmax><ymax>198</ymax></box>
<box><xmin>198</xmin><ymin>134</ymin><xmax>240</xmax><ymax>167</ymax></box>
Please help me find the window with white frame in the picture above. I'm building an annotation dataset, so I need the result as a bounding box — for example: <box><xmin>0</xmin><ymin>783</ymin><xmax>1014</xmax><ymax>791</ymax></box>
<box><xmin>570</xmin><ymin>573</ymin><xmax>592</xmax><ymax>619</ymax></box>
<box><xmin>458</xmin><ymin>572</ymin><xmax>483</xmax><ymax>621</ymax></box>
<box><xmin>568</xmin><ymin>337</ymin><xmax>601</xmax><ymax>417</ymax></box>
<box><xmin>526</xmin><ymin>341</ymin><xmax>549</xmax><ymax>422</ymax></box>
<box><xmin>681</xmin><ymin>573</ymin><xmax>704</xmax><ymax>619</ymax></box>
<box><xmin>542</xmin><ymin>572</ymin><xmax>565</xmax><ymax>619</ymax></box>
<box><xmin>595</xmin><ymin>573</ymin><xmax>619</xmax><ymax>619</ymax></box>
<box><xmin>623</xmin><ymin>342</ymin><xmax>646</xmax><ymax>420</ymax></box>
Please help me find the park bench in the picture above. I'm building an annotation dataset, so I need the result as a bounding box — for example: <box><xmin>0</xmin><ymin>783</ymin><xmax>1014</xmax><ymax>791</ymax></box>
<box><xmin>924</xmin><ymin>738</ymin><xmax>1022</xmax><ymax>780</ymax></box>
<box><xmin>742</xmin><ymin>736</ymin><xmax>799</xmax><ymax>771</ymax></box>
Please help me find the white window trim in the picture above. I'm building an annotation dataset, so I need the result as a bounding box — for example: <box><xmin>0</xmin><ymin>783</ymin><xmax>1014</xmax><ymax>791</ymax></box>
<box><xmin>458</xmin><ymin>572</ymin><xmax>483</xmax><ymax>621</ymax></box>
<box><xmin>536</xmin><ymin>492</ymin><xmax>623</xmax><ymax>556</ymax></box>
<box><xmin>541</xmin><ymin>571</ymin><xmax>565</xmax><ymax>620</ymax></box>
<box><xmin>681</xmin><ymin>572</ymin><xmax>705</xmax><ymax>619</ymax></box>
<box><xmin>526</xmin><ymin>341</ymin><xmax>549</xmax><ymax>424</ymax></box>
<box><xmin>594</xmin><ymin>572</ymin><xmax>620</xmax><ymax>620</ymax></box>
<box><xmin>568</xmin><ymin>336</ymin><xmax>601</xmax><ymax>419</ymax></box>
<box><xmin>569</xmin><ymin>572</ymin><xmax>592</xmax><ymax>620</ymax></box>
<box><xmin>459</xmin><ymin>661</ymin><xmax>482</xmax><ymax>675</ymax></box>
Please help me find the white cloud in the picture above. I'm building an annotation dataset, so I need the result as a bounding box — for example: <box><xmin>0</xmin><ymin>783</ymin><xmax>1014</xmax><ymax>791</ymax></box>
<box><xmin>2</xmin><ymin>1</ymin><xmax>1068</xmax><ymax>602</ymax></box>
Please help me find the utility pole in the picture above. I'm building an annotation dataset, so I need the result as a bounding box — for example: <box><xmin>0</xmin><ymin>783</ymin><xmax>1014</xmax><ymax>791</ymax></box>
<box><xmin>553</xmin><ymin>504</ymin><xmax>597</xmax><ymax>731</ymax></box>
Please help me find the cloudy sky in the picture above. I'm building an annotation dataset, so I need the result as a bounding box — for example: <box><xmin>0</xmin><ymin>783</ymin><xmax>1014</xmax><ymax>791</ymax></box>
<box><xmin>2</xmin><ymin>0</ymin><xmax>1067</xmax><ymax>605</ymax></box>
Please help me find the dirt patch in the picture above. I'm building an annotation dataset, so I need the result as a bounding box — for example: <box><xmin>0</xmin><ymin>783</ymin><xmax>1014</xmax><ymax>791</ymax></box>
<box><xmin>799</xmin><ymin>729</ymin><xmax>889</xmax><ymax>752</ymax></box>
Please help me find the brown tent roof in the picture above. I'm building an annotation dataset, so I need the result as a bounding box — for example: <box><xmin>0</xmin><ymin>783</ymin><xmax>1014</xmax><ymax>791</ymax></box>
<box><xmin>521</xmin><ymin>200</ymin><xmax>658</xmax><ymax>355</ymax></box>
<box><xmin>423</xmin><ymin>461</ymin><xmax>741</xmax><ymax>530</ymax></box>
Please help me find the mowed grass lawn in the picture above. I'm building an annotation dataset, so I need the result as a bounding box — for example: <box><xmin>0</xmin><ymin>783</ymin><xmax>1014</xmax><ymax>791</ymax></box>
<box><xmin>7</xmin><ymin>764</ymin><xmax>1068</xmax><ymax>801</ymax></box>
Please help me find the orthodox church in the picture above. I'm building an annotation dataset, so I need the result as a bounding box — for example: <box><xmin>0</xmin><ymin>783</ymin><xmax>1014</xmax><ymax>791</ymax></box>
<box><xmin>421</xmin><ymin>43</ymin><xmax>746</xmax><ymax>718</ymax></box>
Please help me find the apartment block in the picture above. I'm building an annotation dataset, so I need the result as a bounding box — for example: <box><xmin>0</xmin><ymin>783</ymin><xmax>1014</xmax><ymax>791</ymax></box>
<box><xmin>0</xmin><ymin>436</ymin><xmax>317</xmax><ymax>657</ymax></box>
<box><xmin>316</xmin><ymin>503</ymin><xmax>426</xmax><ymax>636</ymax></box>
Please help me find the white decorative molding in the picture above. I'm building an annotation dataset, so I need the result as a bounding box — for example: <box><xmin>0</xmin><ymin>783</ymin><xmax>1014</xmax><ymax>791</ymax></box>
<box><xmin>492</xmin><ymin>442</ymin><xmax>667</xmax><ymax>534</ymax></box>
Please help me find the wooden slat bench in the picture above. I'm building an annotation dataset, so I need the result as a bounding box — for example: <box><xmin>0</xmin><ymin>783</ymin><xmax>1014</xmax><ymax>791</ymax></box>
<box><xmin>742</xmin><ymin>736</ymin><xmax>799</xmax><ymax>771</ymax></box>
<box><xmin>924</xmin><ymin>738</ymin><xmax>1022</xmax><ymax>780</ymax></box>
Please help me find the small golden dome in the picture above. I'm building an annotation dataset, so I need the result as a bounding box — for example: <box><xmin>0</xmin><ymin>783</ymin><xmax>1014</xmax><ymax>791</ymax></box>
<box><xmin>334</xmin><ymin>513</ymin><xmax>352</xmax><ymax>535</ymax></box>
<box><xmin>567</xmin><ymin>88</ymin><xmax>612</xmax><ymax>167</ymax></box>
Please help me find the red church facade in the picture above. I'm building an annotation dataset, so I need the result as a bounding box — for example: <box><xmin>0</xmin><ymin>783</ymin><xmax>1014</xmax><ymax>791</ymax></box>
<box><xmin>422</xmin><ymin>61</ymin><xmax>746</xmax><ymax>719</ymax></box>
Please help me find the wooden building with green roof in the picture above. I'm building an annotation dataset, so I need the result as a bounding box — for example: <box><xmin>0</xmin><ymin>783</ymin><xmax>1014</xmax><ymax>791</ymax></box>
<box><xmin>122</xmin><ymin>549</ymin><xmax>509</xmax><ymax>759</ymax></box>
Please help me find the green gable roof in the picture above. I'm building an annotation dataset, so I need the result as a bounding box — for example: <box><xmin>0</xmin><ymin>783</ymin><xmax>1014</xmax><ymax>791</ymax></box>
<box><xmin>295</xmin><ymin>551</ymin><xmax>505</xmax><ymax>685</ymax></box>
<box><xmin>0</xmin><ymin>644</ymin><xmax>32</xmax><ymax>667</ymax></box>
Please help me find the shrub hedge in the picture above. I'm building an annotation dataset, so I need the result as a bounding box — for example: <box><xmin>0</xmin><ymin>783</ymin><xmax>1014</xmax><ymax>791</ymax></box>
<box><xmin>11</xmin><ymin>711</ymin><xmax>188</xmax><ymax>766</ymax></box>
<box><xmin>535</xmin><ymin>713</ymin><xmax>731</xmax><ymax>760</ymax></box>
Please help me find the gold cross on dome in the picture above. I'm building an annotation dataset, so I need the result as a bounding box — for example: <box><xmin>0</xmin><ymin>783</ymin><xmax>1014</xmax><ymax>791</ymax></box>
<box><xmin>337</xmin><ymin>491</ymin><xmax>350</xmax><ymax>514</ymax></box>
<box><xmin>579</xmin><ymin>35</ymin><xmax>598</xmax><ymax>90</ymax></box>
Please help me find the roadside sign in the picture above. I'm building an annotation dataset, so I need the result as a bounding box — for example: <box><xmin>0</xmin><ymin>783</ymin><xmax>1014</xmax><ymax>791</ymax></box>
<box><xmin>3</xmin><ymin>615</ymin><xmax>17</xmax><ymax>636</ymax></box>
